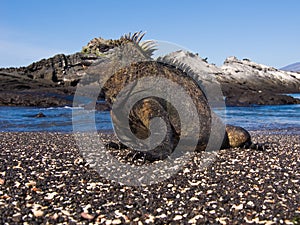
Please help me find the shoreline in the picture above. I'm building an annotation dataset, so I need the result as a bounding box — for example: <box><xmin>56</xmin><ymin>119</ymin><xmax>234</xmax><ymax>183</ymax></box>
<box><xmin>0</xmin><ymin>91</ymin><xmax>299</xmax><ymax>108</ymax></box>
<box><xmin>1</xmin><ymin>127</ymin><xmax>300</xmax><ymax>135</ymax></box>
<box><xmin>0</xmin><ymin>131</ymin><xmax>299</xmax><ymax>224</ymax></box>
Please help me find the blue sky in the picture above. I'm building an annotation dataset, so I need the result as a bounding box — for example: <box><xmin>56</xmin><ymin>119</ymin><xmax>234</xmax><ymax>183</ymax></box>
<box><xmin>1</xmin><ymin>0</ymin><xmax>299</xmax><ymax>68</ymax></box>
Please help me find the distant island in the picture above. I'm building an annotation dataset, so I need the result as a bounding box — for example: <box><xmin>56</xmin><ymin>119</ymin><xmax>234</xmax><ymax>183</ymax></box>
<box><xmin>281</xmin><ymin>62</ymin><xmax>300</xmax><ymax>72</ymax></box>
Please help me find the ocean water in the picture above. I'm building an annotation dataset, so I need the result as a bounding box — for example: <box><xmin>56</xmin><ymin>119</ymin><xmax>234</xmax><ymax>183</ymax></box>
<box><xmin>216</xmin><ymin>104</ymin><xmax>300</xmax><ymax>131</ymax></box>
<box><xmin>0</xmin><ymin>106</ymin><xmax>112</xmax><ymax>133</ymax></box>
<box><xmin>0</xmin><ymin>94</ymin><xmax>299</xmax><ymax>133</ymax></box>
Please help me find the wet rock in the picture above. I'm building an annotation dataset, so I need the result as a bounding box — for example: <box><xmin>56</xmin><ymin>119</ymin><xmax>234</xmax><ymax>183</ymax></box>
<box><xmin>35</xmin><ymin>112</ymin><xmax>46</xmax><ymax>118</ymax></box>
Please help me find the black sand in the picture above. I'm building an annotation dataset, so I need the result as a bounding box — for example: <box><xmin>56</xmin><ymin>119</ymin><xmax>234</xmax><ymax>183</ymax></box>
<box><xmin>0</xmin><ymin>131</ymin><xmax>299</xmax><ymax>224</ymax></box>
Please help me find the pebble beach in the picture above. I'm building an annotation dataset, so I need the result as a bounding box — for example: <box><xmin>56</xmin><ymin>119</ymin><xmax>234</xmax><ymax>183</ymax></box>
<box><xmin>0</xmin><ymin>131</ymin><xmax>299</xmax><ymax>224</ymax></box>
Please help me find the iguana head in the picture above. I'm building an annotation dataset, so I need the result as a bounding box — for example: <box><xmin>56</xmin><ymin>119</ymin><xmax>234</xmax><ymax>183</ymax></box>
<box><xmin>81</xmin><ymin>31</ymin><xmax>156</xmax><ymax>58</ymax></box>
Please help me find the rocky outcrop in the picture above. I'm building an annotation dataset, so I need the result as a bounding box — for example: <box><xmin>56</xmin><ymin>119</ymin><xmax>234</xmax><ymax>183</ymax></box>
<box><xmin>219</xmin><ymin>56</ymin><xmax>300</xmax><ymax>94</ymax></box>
<box><xmin>0</xmin><ymin>32</ymin><xmax>157</xmax><ymax>107</ymax></box>
<box><xmin>160</xmin><ymin>52</ymin><xmax>300</xmax><ymax>94</ymax></box>
<box><xmin>158</xmin><ymin>52</ymin><xmax>300</xmax><ymax>106</ymax></box>
<box><xmin>0</xmin><ymin>53</ymin><xmax>100</xmax><ymax>87</ymax></box>
<box><xmin>219</xmin><ymin>56</ymin><xmax>300</xmax><ymax>106</ymax></box>
<box><xmin>225</xmin><ymin>91</ymin><xmax>300</xmax><ymax>106</ymax></box>
<box><xmin>0</xmin><ymin>36</ymin><xmax>300</xmax><ymax>107</ymax></box>
<box><xmin>0</xmin><ymin>52</ymin><xmax>103</xmax><ymax>107</ymax></box>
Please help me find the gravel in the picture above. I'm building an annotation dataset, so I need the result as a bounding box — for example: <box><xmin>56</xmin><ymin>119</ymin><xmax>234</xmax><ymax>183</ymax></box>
<box><xmin>0</xmin><ymin>131</ymin><xmax>299</xmax><ymax>224</ymax></box>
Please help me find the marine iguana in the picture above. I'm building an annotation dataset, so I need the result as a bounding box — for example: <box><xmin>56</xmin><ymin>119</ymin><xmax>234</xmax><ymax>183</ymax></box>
<box><xmin>81</xmin><ymin>32</ymin><xmax>265</xmax><ymax>162</ymax></box>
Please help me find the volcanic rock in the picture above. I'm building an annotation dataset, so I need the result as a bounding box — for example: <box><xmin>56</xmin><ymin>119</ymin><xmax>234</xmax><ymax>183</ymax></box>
<box><xmin>0</xmin><ymin>36</ymin><xmax>300</xmax><ymax>107</ymax></box>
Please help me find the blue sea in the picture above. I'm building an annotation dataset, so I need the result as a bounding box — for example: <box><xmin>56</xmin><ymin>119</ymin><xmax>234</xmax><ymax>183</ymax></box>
<box><xmin>0</xmin><ymin>94</ymin><xmax>299</xmax><ymax>134</ymax></box>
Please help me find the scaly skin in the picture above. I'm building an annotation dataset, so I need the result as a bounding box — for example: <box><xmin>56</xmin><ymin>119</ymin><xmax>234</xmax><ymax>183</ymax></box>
<box><xmin>104</xmin><ymin>61</ymin><xmax>263</xmax><ymax>161</ymax></box>
<box><xmin>83</xmin><ymin>32</ymin><xmax>264</xmax><ymax>161</ymax></box>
